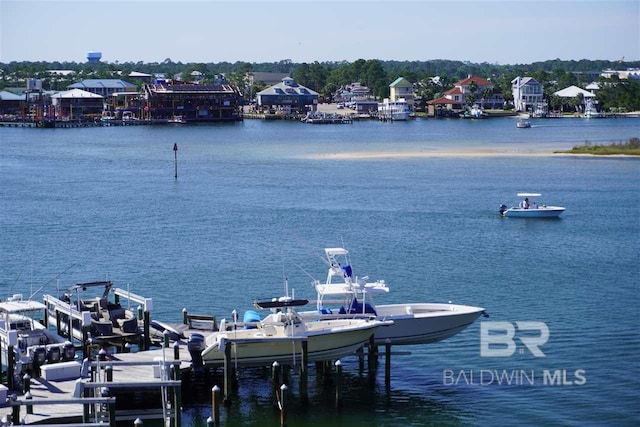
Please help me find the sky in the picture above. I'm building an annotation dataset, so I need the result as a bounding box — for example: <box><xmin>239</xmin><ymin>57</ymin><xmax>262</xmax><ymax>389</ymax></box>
<box><xmin>1</xmin><ymin>0</ymin><xmax>638</xmax><ymax>65</ymax></box>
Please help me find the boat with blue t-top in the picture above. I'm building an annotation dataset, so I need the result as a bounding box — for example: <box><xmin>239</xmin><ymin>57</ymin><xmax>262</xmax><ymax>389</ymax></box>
<box><xmin>299</xmin><ymin>248</ymin><xmax>486</xmax><ymax>346</ymax></box>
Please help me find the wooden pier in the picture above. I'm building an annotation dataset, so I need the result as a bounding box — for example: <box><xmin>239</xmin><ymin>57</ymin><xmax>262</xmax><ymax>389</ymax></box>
<box><xmin>0</xmin><ymin>304</ymin><xmax>404</xmax><ymax>425</ymax></box>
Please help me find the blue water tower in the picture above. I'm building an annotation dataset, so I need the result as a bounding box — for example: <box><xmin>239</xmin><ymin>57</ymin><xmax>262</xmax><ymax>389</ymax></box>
<box><xmin>87</xmin><ymin>51</ymin><xmax>102</xmax><ymax>63</ymax></box>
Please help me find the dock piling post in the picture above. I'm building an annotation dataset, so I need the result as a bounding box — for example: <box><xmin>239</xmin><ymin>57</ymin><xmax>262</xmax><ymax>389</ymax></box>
<box><xmin>55</xmin><ymin>311</ymin><xmax>63</xmax><ymax>337</ymax></box>
<box><xmin>212</xmin><ymin>385</ymin><xmax>221</xmax><ymax>425</ymax></box>
<box><xmin>279</xmin><ymin>384</ymin><xmax>288</xmax><ymax>427</ymax></box>
<box><xmin>82</xmin><ymin>325</ymin><xmax>90</xmax><ymax>354</ymax></box>
<box><xmin>173</xmin><ymin>342</ymin><xmax>180</xmax><ymax>360</ymax></box>
<box><xmin>385</xmin><ymin>339</ymin><xmax>391</xmax><ymax>386</ymax></box>
<box><xmin>106</xmin><ymin>365</ymin><xmax>113</xmax><ymax>382</ymax></box>
<box><xmin>22</xmin><ymin>373</ymin><xmax>30</xmax><ymax>393</ymax></box>
<box><xmin>223</xmin><ymin>342</ymin><xmax>232</xmax><ymax>404</ymax></box>
<box><xmin>335</xmin><ymin>360</ymin><xmax>343</xmax><ymax>409</ymax></box>
<box><xmin>171</xmin><ymin>365</ymin><xmax>182</xmax><ymax>427</ymax></box>
<box><xmin>11</xmin><ymin>397</ymin><xmax>19</xmax><ymax>425</ymax></box>
<box><xmin>182</xmin><ymin>308</ymin><xmax>188</xmax><ymax>324</ymax></box>
<box><xmin>271</xmin><ymin>361</ymin><xmax>280</xmax><ymax>408</ymax></box>
<box><xmin>143</xmin><ymin>311</ymin><xmax>151</xmax><ymax>351</ymax></box>
<box><xmin>7</xmin><ymin>346</ymin><xmax>15</xmax><ymax>391</ymax></box>
<box><xmin>367</xmin><ymin>335</ymin><xmax>377</xmax><ymax>372</ymax></box>
<box><xmin>25</xmin><ymin>390</ymin><xmax>33</xmax><ymax>415</ymax></box>
<box><xmin>300</xmin><ymin>341</ymin><xmax>308</xmax><ymax>403</ymax></box>
<box><xmin>163</xmin><ymin>331</ymin><xmax>170</xmax><ymax>348</ymax></box>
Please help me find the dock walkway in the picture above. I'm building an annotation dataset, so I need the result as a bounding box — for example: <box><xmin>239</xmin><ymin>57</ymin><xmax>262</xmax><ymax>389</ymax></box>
<box><xmin>0</xmin><ymin>345</ymin><xmax>194</xmax><ymax>425</ymax></box>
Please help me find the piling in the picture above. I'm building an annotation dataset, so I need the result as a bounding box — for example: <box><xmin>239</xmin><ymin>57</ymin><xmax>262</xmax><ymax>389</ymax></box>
<box><xmin>385</xmin><ymin>339</ymin><xmax>391</xmax><ymax>385</ymax></box>
<box><xmin>271</xmin><ymin>361</ymin><xmax>281</xmax><ymax>408</ymax></box>
<box><xmin>22</xmin><ymin>373</ymin><xmax>30</xmax><ymax>393</ymax></box>
<box><xmin>223</xmin><ymin>341</ymin><xmax>233</xmax><ymax>404</ymax></box>
<box><xmin>173</xmin><ymin>342</ymin><xmax>180</xmax><ymax>360</ymax></box>
<box><xmin>171</xmin><ymin>364</ymin><xmax>182</xmax><ymax>427</ymax></box>
<box><xmin>367</xmin><ymin>335</ymin><xmax>377</xmax><ymax>372</ymax></box>
<box><xmin>143</xmin><ymin>310</ymin><xmax>151</xmax><ymax>350</ymax></box>
<box><xmin>279</xmin><ymin>384</ymin><xmax>288</xmax><ymax>427</ymax></box>
<box><xmin>182</xmin><ymin>308</ymin><xmax>188</xmax><ymax>324</ymax></box>
<box><xmin>25</xmin><ymin>391</ymin><xmax>33</xmax><ymax>415</ymax></box>
<box><xmin>211</xmin><ymin>385</ymin><xmax>221</xmax><ymax>425</ymax></box>
<box><xmin>7</xmin><ymin>345</ymin><xmax>15</xmax><ymax>390</ymax></box>
<box><xmin>106</xmin><ymin>365</ymin><xmax>113</xmax><ymax>382</ymax></box>
<box><xmin>300</xmin><ymin>340</ymin><xmax>308</xmax><ymax>403</ymax></box>
<box><xmin>335</xmin><ymin>360</ymin><xmax>343</xmax><ymax>409</ymax></box>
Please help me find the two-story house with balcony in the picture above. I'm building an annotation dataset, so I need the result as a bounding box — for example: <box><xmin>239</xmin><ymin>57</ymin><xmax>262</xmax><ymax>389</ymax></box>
<box><xmin>389</xmin><ymin>77</ymin><xmax>414</xmax><ymax>108</ymax></box>
<box><xmin>427</xmin><ymin>75</ymin><xmax>504</xmax><ymax>116</ymax></box>
<box><xmin>512</xmin><ymin>77</ymin><xmax>544</xmax><ymax>112</ymax></box>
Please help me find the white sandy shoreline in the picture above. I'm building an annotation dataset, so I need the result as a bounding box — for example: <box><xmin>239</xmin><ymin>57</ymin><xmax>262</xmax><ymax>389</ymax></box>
<box><xmin>306</xmin><ymin>150</ymin><xmax>637</xmax><ymax>160</ymax></box>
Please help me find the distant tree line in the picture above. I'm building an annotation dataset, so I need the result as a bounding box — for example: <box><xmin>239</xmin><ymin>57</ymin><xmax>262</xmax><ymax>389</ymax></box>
<box><xmin>1</xmin><ymin>58</ymin><xmax>639</xmax><ymax>111</ymax></box>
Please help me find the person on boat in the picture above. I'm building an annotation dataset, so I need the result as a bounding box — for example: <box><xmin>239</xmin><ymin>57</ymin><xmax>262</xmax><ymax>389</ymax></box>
<box><xmin>520</xmin><ymin>197</ymin><xmax>530</xmax><ymax>209</ymax></box>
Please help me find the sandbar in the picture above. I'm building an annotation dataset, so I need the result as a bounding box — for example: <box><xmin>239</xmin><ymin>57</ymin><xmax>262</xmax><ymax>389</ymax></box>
<box><xmin>305</xmin><ymin>149</ymin><xmax>606</xmax><ymax>160</ymax></box>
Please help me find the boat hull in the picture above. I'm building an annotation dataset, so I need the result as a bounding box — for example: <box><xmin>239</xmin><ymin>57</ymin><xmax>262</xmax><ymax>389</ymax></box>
<box><xmin>200</xmin><ymin>319</ymin><xmax>380</xmax><ymax>367</ymax></box>
<box><xmin>503</xmin><ymin>206</ymin><xmax>565</xmax><ymax>218</ymax></box>
<box><xmin>301</xmin><ymin>303</ymin><xmax>485</xmax><ymax>345</ymax></box>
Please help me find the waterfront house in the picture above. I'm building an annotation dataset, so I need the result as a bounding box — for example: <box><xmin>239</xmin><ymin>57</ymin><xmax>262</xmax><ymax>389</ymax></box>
<box><xmin>553</xmin><ymin>85</ymin><xmax>597</xmax><ymax>112</ymax></box>
<box><xmin>257</xmin><ymin>77</ymin><xmax>318</xmax><ymax>114</ymax></box>
<box><xmin>68</xmin><ymin>79</ymin><xmax>137</xmax><ymax>98</ymax></box>
<box><xmin>0</xmin><ymin>90</ymin><xmax>24</xmax><ymax>117</ymax></box>
<box><xmin>389</xmin><ymin>77</ymin><xmax>415</xmax><ymax>108</ymax></box>
<box><xmin>426</xmin><ymin>74</ymin><xmax>504</xmax><ymax>117</ymax></box>
<box><xmin>511</xmin><ymin>77</ymin><xmax>544</xmax><ymax>112</ymax></box>
<box><xmin>51</xmin><ymin>88</ymin><xmax>103</xmax><ymax>119</ymax></box>
<box><xmin>453</xmin><ymin>75</ymin><xmax>504</xmax><ymax>110</ymax></box>
<box><xmin>141</xmin><ymin>80</ymin><xmax>242</xmax><ymax>121</ymax></box>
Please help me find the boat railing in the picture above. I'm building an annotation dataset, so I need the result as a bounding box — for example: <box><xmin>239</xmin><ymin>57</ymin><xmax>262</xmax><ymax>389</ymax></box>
<box><xmin>113</xmin><ymin>287</ymin><xmax>153</xmax><ymax>312</ymax></box>
<box><xmin>43</xmin><ymin>293</ymin><xmax>93</xmax><ymax>331</ymax></box>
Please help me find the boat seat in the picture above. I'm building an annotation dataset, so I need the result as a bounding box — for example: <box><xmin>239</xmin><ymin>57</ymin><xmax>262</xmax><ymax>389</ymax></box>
<box><xmin>91</xmin><ymin>319</ymin><xmax>113</xmax><ymax>336</ymax></box>
<box><xmin>117</xmin><ymin>317</ymin><xmax>139</xmax><ymax>334</ymax></box>
<box><xmin>108</xmin><ymin>308</ymin><xmax>126</xmax><ymax>326</ymax></box>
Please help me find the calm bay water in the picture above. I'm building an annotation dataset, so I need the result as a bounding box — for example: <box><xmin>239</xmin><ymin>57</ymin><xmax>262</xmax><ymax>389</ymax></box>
<box><xmin>1</xmin><ymin>116</ymin><xmax>639</xmax><ymax>426</ymax></box>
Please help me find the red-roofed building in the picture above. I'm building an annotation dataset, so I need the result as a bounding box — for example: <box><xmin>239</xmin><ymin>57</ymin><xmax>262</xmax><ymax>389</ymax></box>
<box><xmin>427</xmin><ymin>74</ymin><xmax>505</xmax><ymax>116</ymax></box>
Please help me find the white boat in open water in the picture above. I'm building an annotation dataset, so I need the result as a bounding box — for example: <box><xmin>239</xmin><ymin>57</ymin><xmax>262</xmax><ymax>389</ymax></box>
<box><xmin>189</xmin><ymin>299</ymin><xmax>388</xmax><ymax>368</ymax></box>
<box><xmin>500</xmin><ymin>192</ymin><xmax>565</xmax><ymax>218</ymax></box>
<box><xmin>299</xmin><ymin>248</ymin><xmax>486</xmax><ymax>346</ymax></box>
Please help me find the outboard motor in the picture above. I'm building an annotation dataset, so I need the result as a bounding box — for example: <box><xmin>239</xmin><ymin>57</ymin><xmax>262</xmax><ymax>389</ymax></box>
<box><xmin>62</xmin><ymin>342</ymin><xmax>76</xmax><ymax>361</ymax></box>
<box><xmin>47</xmin><ymin>346</ymin><xmax>61</xmax><ymax>364</ymax></box>
<box><xmin>187</xmin><ymin>333</ymin><xmax>205</xmax><ymax>372</ymax></box>
<box><xmin>499</xmin><ymin>204</ymin><xmax>508</xmax><ymax>216</ymax></box>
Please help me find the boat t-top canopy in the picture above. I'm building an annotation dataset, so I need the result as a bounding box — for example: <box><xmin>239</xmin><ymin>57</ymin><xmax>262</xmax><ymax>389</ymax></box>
<box><xmin>517</xmin><ymin>192</ymin><xmax>542</xmax><ymax>197</ymax></box>
<box><xmin>0</xmin><ymin>299</ymin><xmax>47</xmax><ymax>314</ymax></box>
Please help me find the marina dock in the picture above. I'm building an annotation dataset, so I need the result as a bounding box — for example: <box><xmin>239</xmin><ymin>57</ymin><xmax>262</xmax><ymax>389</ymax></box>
<box><xmin>1</xmin><ymin>301</ymin><xmax>395</xmax><ymax>425</ymax></box>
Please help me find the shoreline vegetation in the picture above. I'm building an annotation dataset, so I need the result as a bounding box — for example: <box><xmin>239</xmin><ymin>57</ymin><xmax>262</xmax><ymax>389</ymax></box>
<box><xmin>554</xmin><ymin>137</ymin><xmax>640</xmax><ymax>156</ymax></box>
